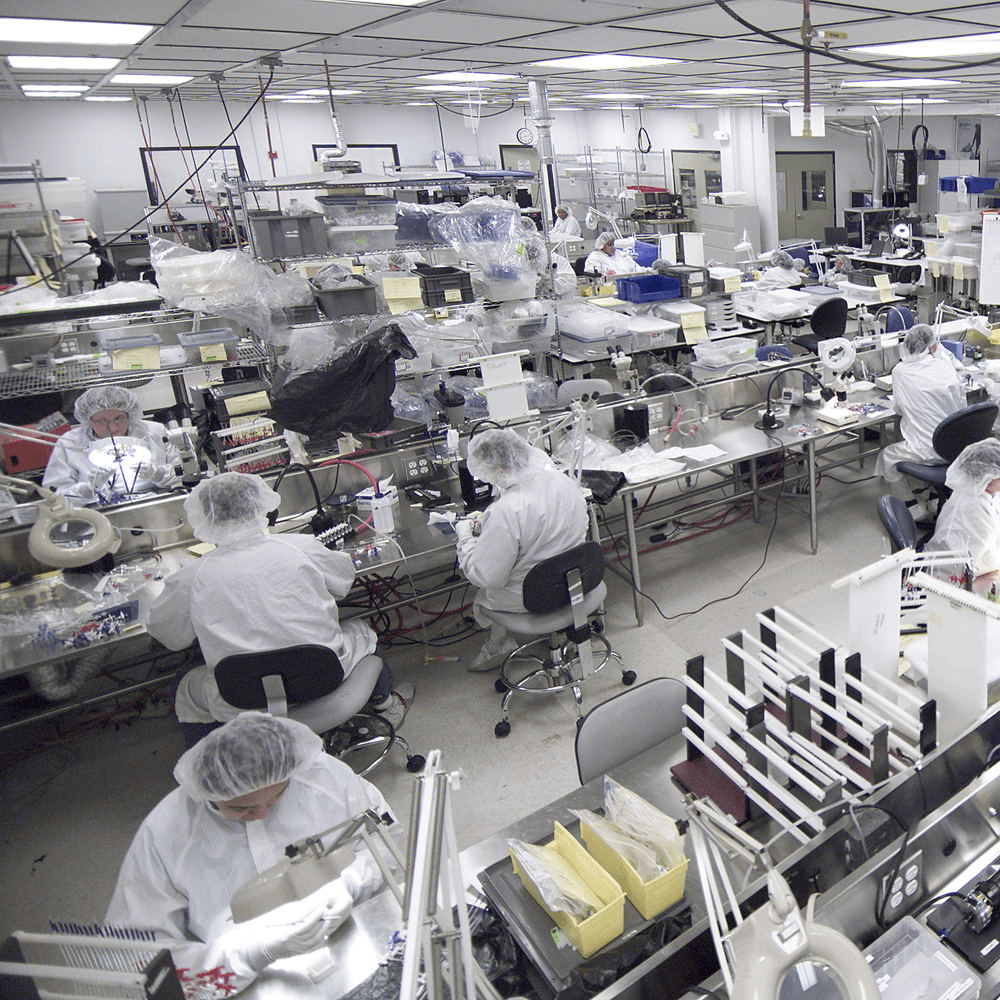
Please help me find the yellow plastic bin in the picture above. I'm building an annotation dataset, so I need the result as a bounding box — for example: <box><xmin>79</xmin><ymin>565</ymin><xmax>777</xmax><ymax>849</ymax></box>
<box><xmin>511</xmin><ymin>822</ymin><xmax>625</xmax><ymax>958</ymax></box>
<box><xmin>579</xmin><ymin>820</ymin><xmax>688</xmax><ymax>921</ymax></box>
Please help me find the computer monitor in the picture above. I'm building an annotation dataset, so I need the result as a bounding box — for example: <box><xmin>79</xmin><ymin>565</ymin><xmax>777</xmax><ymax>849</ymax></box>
<box><xmin>824</xmin><ymin>227</ymin><xmax>849</xmax><ymax>246</ymax></box>
<box><xmin>868</xmin><ymin>238</ymin><xmax>887</xmax><ymax>257</ymax></box>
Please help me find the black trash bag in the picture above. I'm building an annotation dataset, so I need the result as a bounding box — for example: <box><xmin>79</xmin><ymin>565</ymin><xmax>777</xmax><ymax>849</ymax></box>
<box><xmin>467</xmin><ymin>903</ymin><xmax>534</xmax><ymax>998</ymax></box>
<box><xmin>268</xmin><ymin>321</ymin><xmax>417</xmax><ymax>437</ymax></box>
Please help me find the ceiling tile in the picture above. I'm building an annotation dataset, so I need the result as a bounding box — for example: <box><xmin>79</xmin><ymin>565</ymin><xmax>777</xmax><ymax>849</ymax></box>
<box><xmin>351</xmin><ymin>11</ymin><xmax>567</xmax><ymax>44</ymax></box>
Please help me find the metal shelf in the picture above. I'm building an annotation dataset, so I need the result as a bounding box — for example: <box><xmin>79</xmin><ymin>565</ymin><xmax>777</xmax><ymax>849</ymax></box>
<box><xmin>242</xmin><ymin>171</ymin><xmax>466</xmax><ymax>193</ymax></box>
<box><xmin>0</xmin><ymin>344</ymin><xmax>267</xmax><ymax>400</ymax></box>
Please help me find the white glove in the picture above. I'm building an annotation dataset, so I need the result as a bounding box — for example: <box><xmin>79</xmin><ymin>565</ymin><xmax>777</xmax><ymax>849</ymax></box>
<box><xmin>88</xmin><ymin>468</ymin><xmax>114</xmax><ymax>492</ymax></box>
<box><xmin>239</xmin><ymin>879</ymin><xmax>353</xmax><ymax>972</ymax></box>
<box><xmin>455</xmin><ymin>518</ymin><xmax>475</xmax><ymax>543</ymax></box>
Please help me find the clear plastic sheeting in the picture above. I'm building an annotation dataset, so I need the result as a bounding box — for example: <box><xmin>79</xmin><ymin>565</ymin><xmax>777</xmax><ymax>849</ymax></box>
<box><xmin>149</xmin><ymin>236</ymin><xmax>313</xmax><ymax>343</ymax></box>
<box><xmin>570</xmin><ymin>809</ymin><xmax>666</xmax><ymax>882</ymax></box>
<box><xmin>604</xmin><ymin>777</ymin><xmax>685</xmax><ymax>871</ymax></box>
<box><xmin>508</xmin><ymin>839</ymin><xmax>603</xmax><ymax>922</ymax></box>
<box><xmin>422</xmin><ymin>375</ymin><xmax>489</xmax><ymax>419</ymax></box>
<box><xmin>394</xmin><ymin>201</ymin><xmax>463</xmax><ymax>244</ymax></box>
<box><xmin>390</xmin><ymin>384</ymin><xmax>434</xmax><ymax>425</ymax></box>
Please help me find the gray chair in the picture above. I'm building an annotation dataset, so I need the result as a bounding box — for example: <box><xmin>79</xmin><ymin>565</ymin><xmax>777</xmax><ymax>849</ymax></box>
<box><xmin>877</xmin><ymin>495</ymin><xmax>918</xmax><ymax>554</ymax></box>
<box><xmin>574</xmin><ymin>677</ymin><xmax>686</xmax><ymax>785</ymax></box>
<box><xmin>214</xmin><ymin>645</ymin><xmax>424</xmax><ymax>775</ymax></box>
<box><xmin>479</xmin><ymin>542</ymin><xmax>635</xmax><ymax>738</ymax></box>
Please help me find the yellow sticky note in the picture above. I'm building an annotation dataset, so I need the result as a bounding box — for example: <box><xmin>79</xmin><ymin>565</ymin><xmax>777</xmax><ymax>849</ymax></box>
<box><xmin>388</xmin><ymin>298</ymin><xmax>424</xmax><ymax>315</ymax></box>
<box><xmin>954</xmin><ymin>262</ymin><xmax>965</xmax><ymax>280</ymax></box>
<box><xmin>932</xmin><ymin>262</ymin><xmax>940</xmax><ymax>278</ymax></box>
<box><xmin>879</xmin><ymin>287</ymin><xmax>894</xmax><ymax>302</ymax></box>
<box><xmin>352</xmin><ymin>264</ymin><xmax>365</xmax><ymax>274</ymax></box>
<box><xmin>724</xmin><ymin>275</ymin><xmax>741</xmax><ymax>293</ymax></box>
<box><xmin>444</xmin><ymin>288</ymin><xmax>462</xmax><ymax>303</ymax></box>
<box><xmin>874</xmin><ymin>273</ymin><xmax>891</xmax><ymax>290</ymax></box>
<box><xmin>680</xmin><ymin>312</ymin><xmax>709</xmax><ymax>342</ymax></box>
<box><xmin>112</xmin><ymin>346</ymin><xmax>160</xmax><ymax>370</ymax></box>
<box><xmin>382</xmin><ymin>275</ymin><xmax>421</xmax><ymax>300</ymax></box>
<box><xmin>199</xmin><ymin>343</ymin><xmax>227</xmax><ymax>362</ymax></box>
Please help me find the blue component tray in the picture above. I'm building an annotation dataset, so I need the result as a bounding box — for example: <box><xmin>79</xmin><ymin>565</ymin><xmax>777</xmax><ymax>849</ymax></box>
<box><xmin>614</xmin><ymin>274</ymin><xmax>682</xmax><ymax>303</ymax></box>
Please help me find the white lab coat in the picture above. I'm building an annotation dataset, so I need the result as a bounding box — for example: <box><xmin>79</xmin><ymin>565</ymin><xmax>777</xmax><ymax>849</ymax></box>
<box><xmin>105</xmin><ymin>755</ymin><xmax>393</xmax><ymax>998</ymax></box>
<box><xmin>874</xmin><ymin>352</ymin><xmax>966</xmax><ymax>482</ymax></box>
<box><xmin>542</xmin><ymin>252</ymin><xmax>578</xmax><ymax>298</ymax></box>
<box><xmin>42</xmin><ymin>420</ymin><xmax>180</xmax><ymax>505</ymax></box>
<box><xmin>925</xmin><ymin>490</ymin><xmax>1000</xmax><ymax>576</ymax></box>
<box><xmin>583</xmin><ymin>249</ymin><xmax>640</xmax><ymax>276</ymax></box>
<box><xmin>457</xmin><ymin>461</ymin><xmax>589</xmax><ymax>617</ymax></box>
<box><xmin>551</xmin><ymin>214</ymin><xmax>582</xmax><ymax>239</ymax></box>
<box><xmin>754</xmin><ymin>265</ymin><xmax>804</xmax><ymax>290</ymax></box>
<box><xmin>147</xmin><ymin>534</ymin><xmax>377</xmax><ymax>724</ymax></box>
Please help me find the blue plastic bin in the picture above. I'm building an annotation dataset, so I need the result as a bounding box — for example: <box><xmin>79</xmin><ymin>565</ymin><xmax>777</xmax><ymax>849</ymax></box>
<box><xmin>631</xmin><ymin>240</ymin><xmax>660</xmax><ymax>267</ymax></box>
<box><xmin>614</xmin><ymin>274</ymin><xmax>682</xmax><ymax>303</ymax></box>
<box><xmin>940</xmin><ymin>176</ymin><xmax>996</xmax><ymax>193</ymax></box>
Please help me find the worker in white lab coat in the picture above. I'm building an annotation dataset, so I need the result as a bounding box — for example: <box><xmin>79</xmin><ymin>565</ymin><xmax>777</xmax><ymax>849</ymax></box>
<box><xmin>146</xmin><ymin>473</ymin><xmax>411</xmax><ymax>746</ymax></box>
<box><xmin>456</xmin><ymin>429</ymin><xmax>588</xmax><ymax>671</ymax></box>
<box><xmin>874</xmin><ymin>324</ymin><xmax>966</xmax><ymax>489</ymax></box>
<box><xmin>925</xmin><ymin>439</ymin><xmax>1000</xmax><ymax>577</ymax></box>
<box><xmin>583</xmin><ymin>232</ymin><xmax>640</xmax><ymax>276</ymax></box>
<box><xmin>551</xmin><ymin>203</ymin><xmax>582</xmax><ymax>239</ymax></box>
<box><xmin>526</xmin><ymin>239</ymin><xmax>577</xmax><ymax>298</ymax></box>
<box><xmin>106</xmin><ymin>714</ymin><xmax>396</xmax><ymax>1000</ymax></box>
<box><xmin>43</xmin><ymin>385</ymin><xmax>180</xmax><ymax>505</ymax></box>
<box><xmin>754</xmin><ymin>250</ymin><xmax>805</xmax><ymax>289</ymax></box>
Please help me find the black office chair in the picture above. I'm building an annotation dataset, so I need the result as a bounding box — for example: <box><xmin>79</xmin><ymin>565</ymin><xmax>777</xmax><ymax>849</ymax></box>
<box><xmin>478</xmin><ymin>542</ymin><xmax>636</xmax><ymax>738</ymax></box>
<box><xmin>791</xmin><ymin>297</ymin><xmax>848</xmax><ymax>354</ymax></box>
<box><xmin>895</xmin><ymin>401</ymin><xmax>999</xmax><ymax>518</ymax></box>
<box><xmin>214</xmin><ymin>644</ymin><xmax>425</xmax><ymax>774</ymax></box>
<box><xmin>877</xmin><ymin>495</ymin><xmax>919</xmax><ymax>553</ymax></box>
<box><xmin>572</xmin><ymin>256</ymin><xmax>590</xmax><ymax>277</ymax></box>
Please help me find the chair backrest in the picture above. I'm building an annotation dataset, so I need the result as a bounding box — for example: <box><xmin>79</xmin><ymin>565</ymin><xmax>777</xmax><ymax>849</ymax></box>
<box><xmin>877</xmin><ymin>495</ymin><xmax>917</xmax><ymax>553</ymax></box>
<box><xmin>572</xmin><ymin>256</ymin><xmax>589</xmax><ymax>277</ymax></box>
<box><xmin>809</xmin><ymin>297</ymin><xmax>848</xmax><ymax>339</ymax></box>
<box><xmin>521</xmin><ymin>541</ymin><xmax>605</xmax><ymax>614</ymax></box>
<box><xmin>882</xmin><ymin>305</ymin><xmax>914</xmax><ymax>334</ymax></box>
<box><xmin>575</xmin><ymin>677</ymin><xmax>686</xmax><ymax>784</ymax></box>
<box><xmin>932</xmin><ymin>402</ymin><xmax>1000</xmax><ymax>464</ymax></box>
<box><xmin>641</xmin><ymin>373</ymin><xmax>694</xmax><ymax>393</ymax></box>
<box><xmin>215</xmin><ymin>644</ymin><xmax>344</xmax><ymax>711</ymax></box>
<box><xmin>556</xmin><ymin>378</ymin><xmax>614</xmax><ymax>408</ymax></box>
<box><xmin>756</xmin><ymin>345</ymin><xmax>793</xmax><ymax>362</ymax></box>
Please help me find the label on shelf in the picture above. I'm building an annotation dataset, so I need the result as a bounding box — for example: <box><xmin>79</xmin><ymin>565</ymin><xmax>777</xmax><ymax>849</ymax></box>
<box><xmin>724</xmin><ymin>275</ymin><xmax>741</xmax><ymax>293</ymax></box>
<box><xmin>112</xmin><ymin>346</ymin><xmax>160</xmax><ymax>371</ymax></box>
<box><xmin>200</xmin><ymin>343</ymin><xmax>228</xmax><ymax>362</ymax></box>
<box><xmin>680</xmin><ymin>312</ymin><xmax>709</xmax><ymax>342</ymax></box>
<box><xmin>383</xmin><ymin>275</ymin><xmax>424</xmax><ymax>315</ymax></box>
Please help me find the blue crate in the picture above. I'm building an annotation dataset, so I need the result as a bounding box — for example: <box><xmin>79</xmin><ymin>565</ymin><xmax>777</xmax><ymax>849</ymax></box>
<box><xmin>940</xmin><ymin>176</ymin><xmax>996</xmax><ymax>193</ymax></box>
<box><xmin>631</xmin><ymin>240</ymin><xmax>660</xmax><ymax>267</ymax></box>
<box><xmin>614</xmin><ymin>274</ymin><xmax>682</xmax><ymax>303</ymax></box>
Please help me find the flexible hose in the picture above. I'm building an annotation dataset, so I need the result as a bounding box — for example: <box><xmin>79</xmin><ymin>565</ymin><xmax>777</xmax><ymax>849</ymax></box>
<box><xmin>28</xmin><ymin>648</ymin><xmax>108</xmax><ymax>701</ymax></box>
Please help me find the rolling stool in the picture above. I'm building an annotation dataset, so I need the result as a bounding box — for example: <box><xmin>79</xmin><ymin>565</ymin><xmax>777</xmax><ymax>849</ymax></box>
<box><xmin>214</xmin><ymin>644</ymin><xmax>425</xmax><ymax>774</ymax></box>
<box><xmin>479</xmin><ymin>541</ymin><xmax>635</xmax><ymax>738</ymax></box>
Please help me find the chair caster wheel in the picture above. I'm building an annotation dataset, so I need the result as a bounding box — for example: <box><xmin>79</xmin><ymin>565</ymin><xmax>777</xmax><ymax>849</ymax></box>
<box><xmin>495</xmin><ymin>720</ymin><xmax>511</xmax><ymax>738</ymax></box>
<box><xmin>494</xmin><ymin>678</ymin><xmax>507</xmax><ymax>693</ymax></box>
<box><xmin>406</xmin><ymin>755</ymin><xmax>426</xmax><ymax>772</ymax></box>
<box><xmin>622</xmin><ymin>670</ymin><xmax>637</xmax><ymax>685</ymax></box>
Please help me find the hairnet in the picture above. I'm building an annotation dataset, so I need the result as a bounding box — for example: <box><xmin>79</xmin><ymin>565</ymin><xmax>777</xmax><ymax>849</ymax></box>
<box><xmin>386</xmin><ymin>251</ymin><xmax>409</xmax><ymax>270</ymax></box>
<box><xmin>771</xmin><ymin>250</ymin><xmax>796</xmax><ymax>269</ymax></box>
<box><xmin>467</xmin><ymin>428</ymin><xmax>533</xmax><ymax>488</ymax></box>
<box><xmin>945</xmin><ymin>439</ymin><xmax>1000</xmax><ymax>495</ymax></box>
<box><xmin>901</xmin><ymin>323</ymin><xmax>937</xmax><ymax>359</ymax></box>
<box><xmin>173</xmin><ymin>714</ymin><xmax>322</xmax><ymax>802</ymax></box>
<box><xmin>651</xmin><ymin>258</ymin><xmax>671</xmax><ymax>275</ymax></box>
<box><xmin>183</xmin><ymin>472</ymin><xmax>281</xmax><ymax>543</ymax></box>
<box><xmin>555</xmin><ymin>203</ymin><xmax>572</xmax><ymax>216</ymax></box>
<box><xmin>73</xmin><ymin>386</ymin><xmax>142</xmax><ymax>429</ymax></box>
<box><xmin>595</xmin><ymin>231</ymin><xmax>615</xmax><ymax>251</ymax></box>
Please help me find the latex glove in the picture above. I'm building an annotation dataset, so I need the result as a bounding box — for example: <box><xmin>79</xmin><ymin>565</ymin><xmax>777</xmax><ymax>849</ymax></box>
<box><xmin>88</xmin><ymin>468</ymin><xmax>114</xmax><ymax>492</ymax></box>
<box><xmin>240</xmin><ymin>879</ymin><xmax>353</xmax><ymax>972</ymax></box>
<box><xmin>134</xmin><ymin>461</ymin><xmax>161</xmax><ymax>482</ymax></box>
<box><xmin>455</xmin><ymin>518</ymin><xmax>475</xmax><ymax>543</ymax></box>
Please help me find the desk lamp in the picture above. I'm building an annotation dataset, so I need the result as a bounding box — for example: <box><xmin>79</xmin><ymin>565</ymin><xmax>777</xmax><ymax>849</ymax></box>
<box><xmin>0</xmin><ymin>474</ymin><xmax>121</xmax><ymax>569</ymax></box>
<box><xmin>756</xmin><ymin>367</ymin><xmax>830</xmax><ymax>430</ymax></box>
<box><xmin>687</xmin><ymin>796</ymin><xmax>878</xmax><ymax>1000</ymax></box>
<box><xmin>584</xmin><ymin>206</ymin><xmax>623</xmax><ymax>240</ymax></box>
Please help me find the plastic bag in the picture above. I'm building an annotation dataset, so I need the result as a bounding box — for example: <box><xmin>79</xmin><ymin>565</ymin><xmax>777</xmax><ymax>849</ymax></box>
<box><xmin>282</xmin><ymin>322</ymin><xmax>360</xmax><ymax>376</ymax></box>
<box><xmin>268</xmin><ymin>319</ymin><xmax>417</xmax><ymax>437</ymax></box>
<box><xmin>311</xmin><ymin>262</ymin><xmax>360</xmax><ymax>289</ymax></box>
<box><xmin>391</xmin><ymin>385</ymin><xmax>433</xmax><ymax>425</ymax></box>
<box><xmin>553</xmin><ymin>431</ymin><xmax>621</xmax><ymax>470</ymax></box>
<box><xmin>570</xmin><ymin>809</ymin><xmax>666</xmax><ymax>882</ymax></box>
<box><xmin>523</xmin><ymin>371</ymin><xmax>559</xmax><ymax>410</ymax></box>
<box><xmin>509</xmin><ymin>839</ymin><xmax>602</xmax><ymax>922</ymax></box>
<box><xmin>604</xmin><ymin>777</ymin><xmax>684</xmax><ymax>870</ymax></box>
<box><xmin>394</xmin><ymin>201</ymin><xmax>462</xmax><ymax>244</ymax></box>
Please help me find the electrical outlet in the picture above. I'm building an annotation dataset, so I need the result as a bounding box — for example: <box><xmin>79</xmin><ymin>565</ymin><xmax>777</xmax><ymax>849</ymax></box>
<box><xmin>404</xmin><ymin>455</ymin><xmax>433</xmax><ymax>482</ymax></box>
<box><xmin>60</xmin><ymin>337</ymin><xmax>79</xmax><ymax>356</ymax></box>
<box><xmin>881</xmin><ymin>849</ymin><xmax>923</xmax><ymax>920</ymax></box>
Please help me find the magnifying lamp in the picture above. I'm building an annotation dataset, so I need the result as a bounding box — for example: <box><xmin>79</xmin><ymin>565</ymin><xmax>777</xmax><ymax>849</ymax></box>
<box><xmin>818</xmin><ymin>338</ymin><xmax>857</xmax><ymax>399</ymax></box>
<box><xmin>0</xmin><ymin>474</ymin><xmax>121</xmax><ymax>569</ymax></box>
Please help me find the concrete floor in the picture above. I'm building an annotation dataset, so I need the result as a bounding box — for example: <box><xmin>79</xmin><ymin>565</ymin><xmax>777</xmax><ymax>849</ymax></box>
<box><xmin>0</xmin><ymin>458</ymin><xmax>890</xmax><ymax>941</ymax></box>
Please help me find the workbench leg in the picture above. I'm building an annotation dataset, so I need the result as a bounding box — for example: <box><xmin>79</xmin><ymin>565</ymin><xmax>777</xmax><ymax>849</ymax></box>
<box><xmin>808</xmin><ymin>440</ymin><xmax>818</xmax><ymax>554</ymax></box>
<box><xmin>624</xmin><ymin>494</ymin><xmax>644</xmax><ymax>626</ymax></box>
<box><xmin>749</xmin><ymin>456</ymin><xmax>760</xmax><ymax>522</ymax></box>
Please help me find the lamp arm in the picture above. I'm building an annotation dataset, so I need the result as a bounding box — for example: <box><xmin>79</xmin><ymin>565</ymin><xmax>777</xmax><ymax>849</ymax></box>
<box><xmin>764</xmin><ymin>367</ymin><xmax>825</xmax><ymax>414</ymax></box>
<box><xmin>0</xmin><ymin>472</ymin><xmax>58</xmax><ymax>502</ymax></box>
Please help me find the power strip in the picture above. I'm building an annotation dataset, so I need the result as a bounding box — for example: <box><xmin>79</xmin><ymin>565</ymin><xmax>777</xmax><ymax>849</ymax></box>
<box><xmin>880</xmin><ymin>849</ymin><xmax>923</xmax><ymax>921</ymax></box>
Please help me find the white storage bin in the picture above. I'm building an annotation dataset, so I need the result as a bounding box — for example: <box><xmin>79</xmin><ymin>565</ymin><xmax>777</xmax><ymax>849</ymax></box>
<box><xmin>473</xmin><ymin>275</ymin><xmax>536</xmax><ymax>302</ymax></box>
<box><xmin>936</xmin><ymin>211</ymin><xmax>980</xmax><ymax>233</ymax></box>
<box><xmin>692</xmin><ymin>336</ymin><xmax>756</xmax><ymax>368</ymax></box>
<box><xmin>557</xmin><ymin>303</ymin><xmax>630</xmax><ymax>342</ymax></box>
<box><xmin>628</xmin><ymin>315</ymin><xmax>679</xmax><ymax>350</ymax></box>
<box><xmin>326</xmin><ymin>225</ymin><xmax>397</xmax><ymax>254</ymax></box>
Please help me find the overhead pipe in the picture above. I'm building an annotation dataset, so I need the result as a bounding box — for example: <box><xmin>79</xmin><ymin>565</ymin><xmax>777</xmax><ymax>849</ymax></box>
<box><xmin>323</xmin><ymin>59</ymin><xmax>348</xmax><ymax>159</ymax></box>
<box><xmin>527</xmin><ymin>78</ymin><xmax>557</xmax><ymax>238</ymax></box>
<box><xmin>831</xmin><ymin>113</ymin><xmax>887</xmax><ymax>208</ymax></box>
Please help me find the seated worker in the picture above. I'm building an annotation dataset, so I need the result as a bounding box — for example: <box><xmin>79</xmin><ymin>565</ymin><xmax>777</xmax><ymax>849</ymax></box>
<box><xmin>43</xmin><ymin>386</ymin><xmax>180</xmax><ymax>505</ymax></box>
<box><xmin>584</xmin><ymin>231</ymin><xmax>641</xmax><ymax>276</ymax></box>
<box><xmin>754</xmin><ymin>249</ymin><xmax>805</xmax><ymax>289</ymax></box>
<box><xmin>874</xmin><ymin>324</ymin><xmax>965</xmax><ymax>495</ymax></box>
<box><xmin>106</xmin><ymin>714</ymin><xmax>396</xmax><ymax>999</ymax></box>
<box><xmin>386</xmin><ymin>250</ymin><xmax>412</xmax><ymax>272</ymax></box>
<box><xmin>145</xmin><ymin>473</ymin><xmax>412</xmax><ymax>746</ymax></box>
<box><xmin>457</xmin><ymin>429</ymin><xmax>589</xmax><ymax>671</ymax></box>
<box><xmin>526</xmin><ymin>240</ymin><xmax>577</xmax><ymax>298</ymax></box>
<box><xmin>551</xmin><ymin>203</ymin><xmax>582</xmax><ymax>239</ymax></box>
<box><xmin>925</xmin><ymin>439</ymin><xmax>1000</xmax><ymax>578</ymax></box>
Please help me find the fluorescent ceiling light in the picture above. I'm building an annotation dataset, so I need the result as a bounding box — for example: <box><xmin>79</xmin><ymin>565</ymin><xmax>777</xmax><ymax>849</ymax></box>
<box><xmin>420</xmin><ymin>71</ymin><xmax>517</xmax><ymax>82</ymax></box>
<box><xmin>24</xmin><ymin>92</ymin><xmax>77</xmax><ymax>98</ymax></box>
<box><xmin>684</xmin><ymin>87</ymin><xmax>775</xmax><ymax>95</ymax></box>
<box><xmin>0</xmin><ymin>17</ymin><xmax>153</xmax><ymax>45</ymax></box>
<box><xmin>582</xmin><ymin>92</ymin><xmax>648</xmax><ymax>100</ymax></box>
<box><xmin>849</xmin><ymin>32</ymin><xmax>1000</xmax><ymax>58</ymax></box>
<box><xmin>532</xmin><ymin>53</ymin><xmax>681</xmax><ymax>70</ymax></box>
<box><xmin>872</xmin><ymin>96</ymin><xmax>948</xmax><ymax>105</ymax></box>
<box><xmin>295</xmin><ymin>88</ymin><xmax>362</xmax><ymax>95</ymax></box>
<box><xmin>84</xmin><ymin>95</ymin><xmax>133</xmax><ymax>101</ymax></box>
<box><xmin>840</xmin><ymin>78</ymin><xmax>959</xmax><ymax>88</ymax></box>
<box><xmin>414</xmin><ymin>84</ymin><xmax>506</xmax><ymax>91</ymax></box>
<box><xmin>267</xmin><ymin>96</ymin><xmax>325</xmax><ymax>102</ymax></box>
<box><xmin>8</xmin><ymin>54</ymin><xmax>119</xmax><ymax>70</ymax></box>
<box><xmin>22</xmin><ymin>83</ymin><xmax>89</xmax><ymax>91</ymax></box>
<box><xmin>306</xmin><ymin>0</ymin><xmax>430</xmax><ymax>5</ymax></box>
<box><xmin>110</xmin><ymin>73</ymin><xmax>193</xmax><ymax>85</ymax></box>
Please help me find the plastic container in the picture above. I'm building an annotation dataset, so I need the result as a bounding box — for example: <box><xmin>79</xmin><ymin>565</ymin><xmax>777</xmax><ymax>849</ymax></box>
<box><xmin>415</xmin><ymin>264</ymin><xmax>475</xmax><ymax>308</ymax></box>
<box><xmin>176</xmin><ymin>328</ymin><xmax>239</xmax><ymax>363</ymax></box>
<box><xmin>488</xmin><ymin>308</ymin><xmax>555</xmax><ymax>345</ymax></box>
<box><xmin>557</xmin><ymin>303</ymin><xmax>630</xmax><ymax>343</ymax></box>
<box><xmin>510</xmin><ymin>822</ymin><xmax>625</xmax><ymax>958</ymax></box>
<box><xmin>579</xmin><ymin>818</ymin><xmax>688</xmax><ymax>921</ymax></box>
<box><xmin>936</xmin><ymin>211</ymin><xmax>981</xmax><ymax>234</ymax></box>
<box><xmin>863</xmin><ymin>916</ymin><xmax>980</xmax><ymax>1000</ymax></box>
<box><xmin>940</xmin><ymin>175</ymin><xmax>996</xmax><ymax>194</ymax></box>
<box><xmin>660</xmin><ymin>264</ymin><xmax>709</xmax><ymax>298</ymax></box>
<box><xmin>614</xmin><ymin>274</ymin><xmax>682</xmax><ymax>303</ymax></box>
<box><xmin>709</xmin><ymin>266</ymin><xmax>743</xmax><ymax>294</ymax></box>
<box><xmin>628</xmin><ymin>315</ymin><xmax>679</xmax><ymax>351</ymax></box>
<box><xmin>311</xmin><ymin>276</ymin><xmax>378</xmax><ymax>318</ymax></box>
<box><xmin>315</xmin><ymin>194</ymin><xmax>396</xmax><ymax>227</ymax></box>
<box><xmin>97</xmin><ymin>329</ymin><xmax>163</xmax><ymax>353</ymax></box>
<box><xmin>249</xmin><ymin>211</ymin><xmax>328</xmax><ymax>258</ymax></box>
<box><xmin>473</xmin><ymin>275</ymin><xmax>536</xmax><ymax>302</ymax></box>
<box><xmin>326</xmin><ymin>225</ymin><xmax>397</xmax><ymax>254</ymax></box>
<box><xmin>692</xmin><ymin>336</ymin><xmax>756</xmax><ymax>368</ymax></box>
